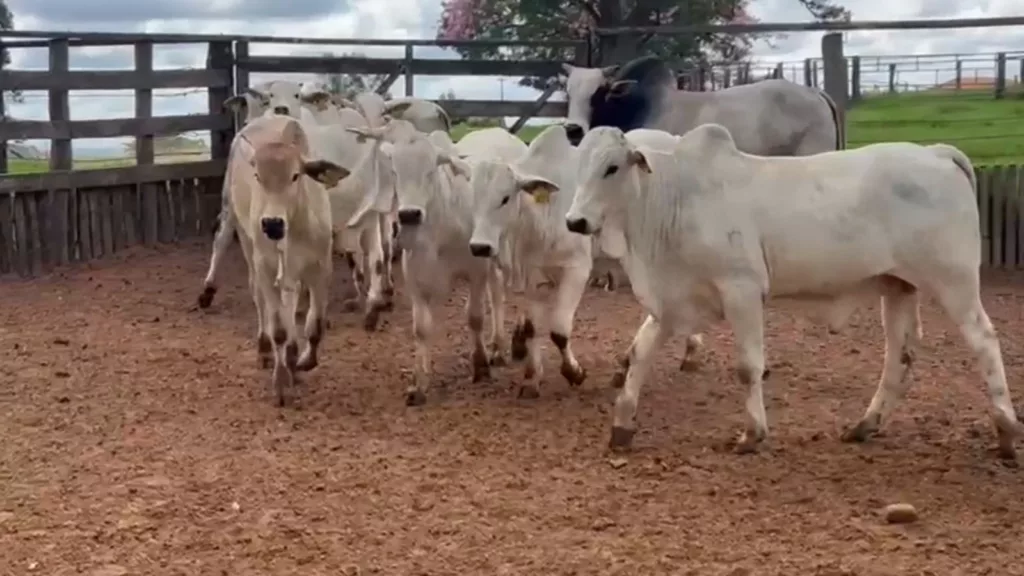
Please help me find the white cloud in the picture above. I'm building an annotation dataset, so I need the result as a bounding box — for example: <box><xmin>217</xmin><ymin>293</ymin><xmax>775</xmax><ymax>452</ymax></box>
<box><xmin>3</xmin><ymin>0</ymin><xmax>1022</xmax><ymax>156</ymax></box>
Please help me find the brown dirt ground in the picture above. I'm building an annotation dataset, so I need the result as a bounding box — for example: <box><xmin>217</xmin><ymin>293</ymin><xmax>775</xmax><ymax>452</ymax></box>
<box><xmin>4</xmin><ymin>240</ymin><xmax>1024</xmax><ymax>576</ymax></box>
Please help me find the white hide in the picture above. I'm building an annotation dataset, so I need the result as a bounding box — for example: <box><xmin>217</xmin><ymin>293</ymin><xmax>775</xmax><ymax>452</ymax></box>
<box><xmin>224</xmin><ymin>115</ymin><xmax>346</xmax><ymax>406</ymax></box>
<box><xmin>467</xmin><ymin>124</ymin><xmax>594</xmax><ymax>396</ymax></box>
<box><xmin>566</xmin><ymin>124</ymin><xmax>1023</xmax><ymax>459</ymax></box>
<box><xmin>351</xmin><ymin>119</ymin><xmax>507</xmax><ymax>405</ymax></box>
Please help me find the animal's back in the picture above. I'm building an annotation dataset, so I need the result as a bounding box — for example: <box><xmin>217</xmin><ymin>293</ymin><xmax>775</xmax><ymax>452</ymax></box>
<box><xmin>455</xmin><ymin>127</ymin><xmax>527</xmax><ymax>162</ymax></box>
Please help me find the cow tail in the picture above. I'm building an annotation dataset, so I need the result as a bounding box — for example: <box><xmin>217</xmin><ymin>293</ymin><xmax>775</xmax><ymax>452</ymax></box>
<box><xmin>817</xmin><ymin>89</ymin><xmax>845</xmax><ymax>151</ymax></box>
<box><xmin>928</xmin><ymin>143</ymin><xmax>976</xmax><ymax>194</ymax></box>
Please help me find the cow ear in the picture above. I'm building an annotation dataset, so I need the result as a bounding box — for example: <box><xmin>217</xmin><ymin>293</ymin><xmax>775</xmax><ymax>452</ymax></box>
<box><xmin>437</xmin><ymin>152</ymin><xmax>471</xmax><ymax>178</ymax></box>
<box><xmin>384</xmin><ymin>100</ymin><xmax>414</xmax><ymax>117</ymax></box>
<box><xmin>301</xmin><ymin>90</ymin><xmax>331</xmax><ymax>111</ymax></box>
<box><xmin>601</xmin><ymin>64</ymin><xmax>621</xmax><ymax>78</ymax></box>
<box><xmin>606</xmin><ymin>80</ymin><xmax>637</xmax><ymax>100</ymax></box>
<box><xmin>561</xmin><ymin>63</ymin><xmax>575</xmax><ymax>75</ymax></box>
<box><xmin>516</xmin><ymin>174</ymin><xmax>560</xmax><ymax>205</ymax></box>
<box><xmin>223</xmin><ymin>95</ymin><xmax>248</xmax><ymax>113</ymax></box>
<box><xmin>345</xmin><ymin>126</ymin><xmax>385</xmax><ymax>142</ymax></box>
<box><xmin>303</xmin><ymin>159</ymin><xmax>351</xmax><ymax>188</ymax></box>
<box><xmin>627</xmin><ymin>148</ymin><xmax>652</xmax><ymax>174</ymax></box>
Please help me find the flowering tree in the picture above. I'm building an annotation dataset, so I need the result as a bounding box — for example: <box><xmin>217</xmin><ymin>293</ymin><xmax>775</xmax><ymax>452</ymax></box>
<box><xmin>437</xmin><ymin>0</ymin><xmax>850</xmax><ymax>89</ymax></box>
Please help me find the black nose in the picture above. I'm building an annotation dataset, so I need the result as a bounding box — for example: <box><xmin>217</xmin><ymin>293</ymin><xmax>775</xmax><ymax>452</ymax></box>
<box><xmin>566</xmin><ymin>217</ymin><xmax>589</xmax><ymax>235</ymax></box>
<box><xmin>469</xmin><ymin>243</ymin><xmax>493</xmax><ymax>258</ymax></box>
<box><xmin>261</xmin><ymin>217</ymin><xmax>286</xmax><ymax>241</ymax></box>
<box><xmin>397</xmin><ymin>208</ymin><xmax>423</xmax><ymax>226</ymax></box>
<box><xmin>273</xmin><ymin>105</ymin><xmax>290</xmax><ymax>115</ymax></box>
<box><xmin>565</xmin><ymin>124</ymin><xmax>584</xmax><ymax>146</ymax></box>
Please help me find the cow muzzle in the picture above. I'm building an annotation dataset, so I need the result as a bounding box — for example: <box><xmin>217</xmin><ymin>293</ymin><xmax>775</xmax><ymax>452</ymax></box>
<box><xmin>273</xmin><ymin>105</ymin><xmax>291</xmax><ymax>115</ymax></box>
<box><xmin>565</xmin><ymin>123</ymin><xmax>585</xmax><ymax>146</ymax></box>
<box><xmin>469</xmin><ymin>242</ymin><xmax>494</xmax><ymax>258</ymax></box>
<box><xmin>565</xmin><ymin>216</ymin><xmax>591</xmax><ymax>235</ymax></box>
<box><xmin>261</xmin><ymin>217</ymin><xmax>286</xmax><ymax>241</ymax></box>
<box><xmin>397</xmin><ymin>208</ymin><xmax>424</xmax><ymax>226</ymax></box>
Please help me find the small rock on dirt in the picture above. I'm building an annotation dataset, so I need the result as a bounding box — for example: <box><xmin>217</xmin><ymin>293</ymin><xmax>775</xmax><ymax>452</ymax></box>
<box><xmin>883</xmin><ymin>503</ymin><xmax>919</xmax><ymax>524</ymax></box>
<box><xmin>591</xmin><ymin>517</ymin><xmax>616</xmax><ymax>531</ymax></box>
<box><xmin>608</xmin><ymin>458</ymin><xmax>628</xmax><ymax>469</ymax></box>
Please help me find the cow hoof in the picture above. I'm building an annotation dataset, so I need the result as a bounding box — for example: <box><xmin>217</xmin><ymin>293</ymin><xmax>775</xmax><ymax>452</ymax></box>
<box><xmin>405</xmin><ymin>389</ymin><xmax>427</xmax><ymax>407</ymax></box>
<box><xmin>341</xmin><ymin>298</ymin><xmax>361</xmax><ymax>313</ymax></box>
<box><xmin>295</xmin><ymin>351</ymin><xmax>318</xmax><ymax>372</ymax></box>
<box><xmin>609</xmin><ymin>371</ymin><xmax>626</xmax><ymax>389</ymax></box>
<box><xmin>258</xmin><ymin>355</ymin><xmax>273</xmax><ymax>370</ymax></box>
<box><xmin>489</xmin><ymin>352</ymin><xmax>507</xmax><ymax>367</ymax></box>
<box><xmin>609</xmin><ymin>426</ymin><xmax>635</xmax><ymax>451</ymax></box>
<box><xmin>733</xmin><ymin>436</ymin><xmax>761</xmax><ymax>455</ymax></box>
<box><xmin>285</xmin><ymin>342</ymin><xmax>299</xmax><ymax>371</ymax></box>
<box><xmin>510</xmin><ymin>332</ymin><xmax>528</xmax><ymax>362</ymax></box>
<box><xmin>517</xmin><ymin>384</ymin><xmax>540</xmax><ymax>399</ymax></box>
<box><xmin>561</xmin><ymin>363</ymin><xmax>586</xmax><ymax>387</ymax></box>
<box><xmin>197</xmin><ymin>286</ymin><xmax>216</xmax><ymax>309</ymax></box>
<box><xmin>363</xmin><ymin>306</ymin><xmax>383</xmax><ymax>332</ymax></box>
<box><xmin>841</xmin><ymin>419</ymin><xmax>877</xmax><ymax>443</ymax></box>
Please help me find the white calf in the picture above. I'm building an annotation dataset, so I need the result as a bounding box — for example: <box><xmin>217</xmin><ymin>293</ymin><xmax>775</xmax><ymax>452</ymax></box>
<box><xmin>467</xmin><ymin>124</ymin><xmax>595</xmax><ymax>398</ymax></box>
<box><xmin>347</xmin><ymin>119</ymin><xmax>507</xmax><ymax>406</ymax></box>
<box><xmin>199</xmin><ymin>80</ymin><xmax>305</xmax><ymax>310</ymax></box>
<box><xmin>226</xmin><ymin>115</ymin><xmax>348</xmax><ymax>406</ymax></box>
<box><xmin>566</xmin><ymin>125</ymin><xmax>1024</xmax><ymax>459</ymax></box>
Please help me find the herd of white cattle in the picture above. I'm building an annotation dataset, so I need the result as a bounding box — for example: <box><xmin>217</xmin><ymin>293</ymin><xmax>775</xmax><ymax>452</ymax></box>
<box><xmin>192</xmin><ymin>71</ymin><xmax>1024</xmax><ymax>461</ymax></box>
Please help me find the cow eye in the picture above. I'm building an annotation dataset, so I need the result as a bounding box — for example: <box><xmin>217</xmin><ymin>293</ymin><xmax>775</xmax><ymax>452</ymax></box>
<box><xmin>603</xmin><ymin>165</ymin><xmax>619</xmax><ymax>177</ymax></box>
<box><xmin>291</xmin><ymin>173</ymin><xmax>300</xmax><ymax>182</ymax></box>
<box><xmin>499</xmin><ymin>195</ymin><xmax>511</xmax><ymax>207</ymax></box>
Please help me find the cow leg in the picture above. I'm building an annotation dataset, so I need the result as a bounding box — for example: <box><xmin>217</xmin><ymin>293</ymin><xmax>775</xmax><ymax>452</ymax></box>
<box><xmin>721</xmin><ymin>283</ymin><xmax>768</xmax><ymax>454</ymax></box>
<box><xmin>257</xmin><ymin>267</ymin><xmax>298</xmax><ymax>407</ymax></box>
<box><xmin>361</xmin><ymin>222</ymin><xmax>388</xmax><ymax>332</ymax></box>
<box><xmin>379</xmin><ymin>214</ymin><xmax>396</xmax><ymax>310</ymax></box>
<box><xmin>406</xmin><ymin>293</ymin><xmax>435</xmax><ymax>407</ymax></box>
<box><xmin>198</xmin><ymin>209</ymin><xmax>236</xmax><ymax>309</ymax></box>
<box><xmin>236</xmin><ymin>234</ymin><xmax>272</xmax><ymax>369</ymax></box>
<box><xmin>932</xmin><ymin>277</ymin><xmax>1022</xmax><ymax>460</ymax></box>
<box><xmin>842</xmin><ymin>281</ymin><xmax>918</xmax><ymax>444</ymax></box>
<box><xmin>296</xmin><ymin>269</ymin><xmax>329</xmax><ymax>372</ymax></box>
<box><xmin>486</xmin><ymin>265</ymin><xmax>508</xmax><ymax>366</ymax></box>
<box><xmin>550</xmin><ymin>265</ymin><xmax>588</xmax><ymax>388</ymax></box>
<box><xmin>342</xmin><ymin>249</ymin><xmax>366</xmax><ymax>312</ymax></box>
<box><xmin>610</xmin><ymin>314</ymin><xmax>669</xmax><ymax>451</ymax></box>
<box><xmin>517</xmin><ymin>296</ymin><xmax>545</xmax><ymax>399</ymax></box>
<box><xmin>467</xmin><ymin>277</ymin><xmax>491</xmax><ymax>383</ymax></box>
<box><xmin>679</xmin><ymin>333</ymin><xmax>705</xmax><ymax>372</ymax></box>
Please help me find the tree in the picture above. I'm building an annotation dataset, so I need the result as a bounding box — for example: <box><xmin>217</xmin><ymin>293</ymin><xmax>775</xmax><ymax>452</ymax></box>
<box><xmin>437</xmin><ymin>0</ymin><xmax>851</xmax><ymax>89</ymax></box>
<box><xmin>316</xmin><ymin>51</ymin><xmax>393</xmax><ymax>100</ymax></box>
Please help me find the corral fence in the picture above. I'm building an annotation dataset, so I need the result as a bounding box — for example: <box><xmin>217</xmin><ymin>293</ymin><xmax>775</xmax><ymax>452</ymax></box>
<box><xmin>2</xmin><ymin>18</ymin><xmax>1024</xmax><ymax>278</ymax></box>
<box><xmin>0</xmin><ymin>32</ymin><xmax>586</xmax><ymax>278</ymax></box>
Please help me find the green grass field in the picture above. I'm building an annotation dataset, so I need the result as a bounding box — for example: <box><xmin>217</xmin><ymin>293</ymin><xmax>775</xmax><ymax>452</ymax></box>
<box><xmin>9</xmin><ymin>90</ymin><xmax>1024</xmax><ymax>175</ymax></box>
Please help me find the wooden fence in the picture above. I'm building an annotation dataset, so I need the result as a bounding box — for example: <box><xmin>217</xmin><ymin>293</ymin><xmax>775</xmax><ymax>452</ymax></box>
<box><xmin>1</xmin><ymin>27</ymin><xmax>1024</xmax><ymax>278</ymax></box>
<box><xmin>0</xmin><ymin>32</ymin><xmax>586</xmax><ymax>278</ymax></box>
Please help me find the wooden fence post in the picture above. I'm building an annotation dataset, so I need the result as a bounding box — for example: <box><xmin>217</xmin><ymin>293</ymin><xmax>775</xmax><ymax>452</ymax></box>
<box><xmin>995</xmin><ymin>52</ymin><xmax>1006</xmax><ymax>99</ymax></box>
<box><xmin>206</xmin><ymin>41</ymin><xmax>234</xmax><ymax>232</ymax></box>
<box><xmin>774</xmin><ymin>62</ymin><xmax>783</xmax><ymax>80</ymax></box>
<box><xmin>803</xmin><ymin>58</ymin><xmax>812</xmax><ymax>86</ymax></box>
<box><xmin>134</xmin><ymin>41</ymin><xmax>154</xmax><ymax>167</ymax></box>
<box><xmin>234</xmin><ymin>40</ymin><xmax>249</xmax><ymax>131</ymax></box>
<box><xmin>850</xmin><ymin>55</ymin><xmax>861</xmax><ymax>102</ymax></box>
<box><xmin>888</xmin><ymin>63</ymin><xmax>897</xmax><ymax>93</ymax></box>
<box><xmin>0</xmin><ymin>40</ymin><xmax>7</xmax><ymax>175</ymax></box>
<box><xmin>403</xmin><ymin>44</ymin><xmax>414</xmax><ymax>97</ymax></box>
<box><xmin>821</xmin><ymin>32</ymin><xmax>847</xmax><ymax>138</ymax></box>
<box><xmin>955</xmin><ymin>59</ymin><xmax>962</xmax><ymax>90</ymax></box>
<box><xmin>48</xmin><ymin>39</ymin><xmax>71</xmax><ymax>173</ymax></box>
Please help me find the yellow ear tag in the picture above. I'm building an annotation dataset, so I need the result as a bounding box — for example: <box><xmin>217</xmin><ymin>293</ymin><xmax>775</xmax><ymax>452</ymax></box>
<box><xmin>531</xmin><ymin>186</ymin><xmax>551</xmax><ymax>205</ymax></box>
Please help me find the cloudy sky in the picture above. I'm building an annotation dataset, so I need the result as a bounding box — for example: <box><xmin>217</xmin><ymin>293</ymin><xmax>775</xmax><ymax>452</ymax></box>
<box><xmin>4</xmin><ymin>0</ymin><xmax>1024</xmax><ymax>156</ymax></box>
